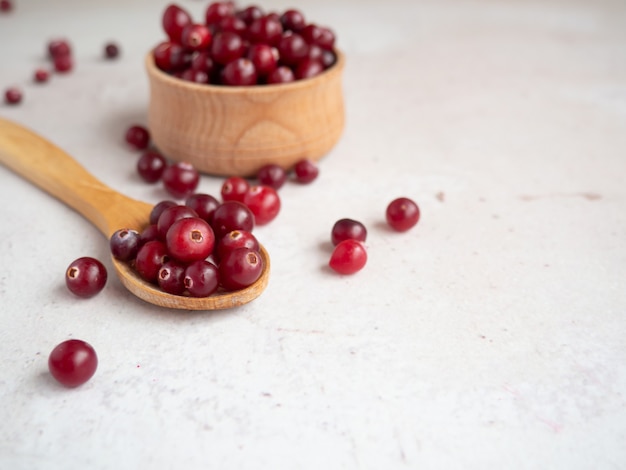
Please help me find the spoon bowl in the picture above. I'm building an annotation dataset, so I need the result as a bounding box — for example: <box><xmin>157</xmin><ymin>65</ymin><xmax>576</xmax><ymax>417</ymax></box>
<box><xmin>0</xmin><ymin>117</ymin><xmax>269</xmax><ymax>310</ymax></box>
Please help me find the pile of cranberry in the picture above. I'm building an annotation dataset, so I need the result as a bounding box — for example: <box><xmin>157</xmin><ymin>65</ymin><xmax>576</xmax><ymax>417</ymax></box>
<box><xmin>154</xmin><ymin>2</ymin><xmax>337</xmax><ymax>86</ymax></box>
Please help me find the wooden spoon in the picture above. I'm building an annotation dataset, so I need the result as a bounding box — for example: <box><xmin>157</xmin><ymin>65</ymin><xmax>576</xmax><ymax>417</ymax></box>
<box><xmin>0</xmin><ymin>117</ymin><xmax>270</xmax><ymax>310</ymax></box>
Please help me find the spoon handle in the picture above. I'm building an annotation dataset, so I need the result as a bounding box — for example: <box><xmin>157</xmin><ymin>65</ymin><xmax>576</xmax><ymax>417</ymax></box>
<box><xmin>0</xmin><ymin>117</ymin><xmax>151</xmax><ymax>236</ymax></box>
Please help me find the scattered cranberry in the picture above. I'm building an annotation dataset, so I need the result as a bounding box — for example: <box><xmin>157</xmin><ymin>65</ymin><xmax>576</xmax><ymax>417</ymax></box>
<box><xmin>185</xmin><ymin>193</ymin><xmax>219</xmax><ymax>223</ymax></box>
<box><xmin>331</xmin><ymin>219</ymin><xmax>367</xmax><ymax>246</ymax></box>
<box><xmin>4</xmin><ymin>87</ymin><xmax>22</xmax><ymax>105</ymax></box>
<box><xmin>157</xmin><ymin>260</ymin><xmax>187</xmax><ymax>295</ymax></box>
<box><xmin>162</xmin><ymin>162</ymin><xmax>200</xmax><ymax>199</ymax></box>
<box><xmin>104</xmin><ymin>42</ymin><xmax>120</xmax><ymax>59</ymax></box>
<box><xmin>34</xmin><ymin>69</ymin><xmax>50</xmax><ymax>83</ymax></box>
<box><xmin>48</xmin><ymin>39</ymin><xmax>71</xmax><ymax>58</ymax></box>
<box><xmin>329</xmin><ymin>239</ymin><xmax>367</xmax><ymax>275</ymax></box>
<box><xmin>216</xmin><ymin>229</ymin><xmax>259</xmax><ymax>262</ymax></box>
<box><xmin>162</xmin><ymin>4</ymin><xmax>193</xmax><ymax>43</ymax></box>
<box><xmin>181</xmin><ymin>24</ymin><xmax>213</xmax><ymax>51</ymax></box>
<box><xmin>156</xmin><ymin>204</ymin><xmax>199</xmax><ymax>239</ymax></box>
<box><xmin>293</xmin><ymin>158</ymin><xmax>319</xmax><ymax>184</ymax></box>
<box><xmin>65</xmin><ymin>257</ymin><xmax>108</xmax><ymax>298</ymax></box>
<box><xmin>221</xmin><ymin>176</ymin><xmax>250</xmax><ymax>203</ymax></box>
<box><xmin>184</xmin><ymin>260</ymin><xmax>219</xmax><ymax>297</ymax></box>
<box><xmin>53</xmin><ymin>54</ymin><xmax>73</xmax><ymax>73</ymax></box>
<box><xmin>386</xmin><ymin>197</ymin><xmax>420</xmax><ymax>232</ymax></box>
<box><xmin>266</xmin><ymin>66</ymin><xmax>294</xmax><ymax>84</ymax></box>
<box><xmin>135</xmin><ymin>240</ymin><xmax>169</xmax><ymax>283</ymax></box>
<box><xmin>125</xmin><ymin>124</ymin><xmax>150</xmax><ymax>151</ymax></box>
<box><xmin>221</xmin><ymin>58</ymin><xmax>257</xmax><ymax>86</ymax></box>
<box><xmin>211</xmin><ymin>200</ymin><xmax>255</xmax><ymax>239</ymax></box>
<box><xmin>109</xmin><ymin>228</ymin><xmax>140</xmax><ymax>261</ymax></box>
<box><xmin>0</xmin><ymin>0</ymin><xmax>12</xmax><ymax>12</ymax></box>
<box><xmin>48</xmin><ymin>339</ymin><xmax>98</xmax><ymax>388</ymax></box>
<box><xmin>243</xmin><ymin>185</ymin><xmax>280</xmax><ymax>225</ymax></box>
<box><xmin>137</xmin><ymin>151</ymin><xmax>167</xmax><ymax>183</ymax></box>
<box><xmin>219</xmin><ymin>247</ymin><xmax>264</xmax><ymax>291</ymax></box>
<box><xmin>165</xmin><ymin>217</ymin><xmax>215</xmax><ymax>263</ymax></box>
<box><xmin>256</xmin><ymin>163</ymin><xmax>286</xmax><ymax>189</ymax></box>
<box><xmin>149</xmin><ymin>200</ymin><xmax>178</xmax><ymax>225</ymax></box>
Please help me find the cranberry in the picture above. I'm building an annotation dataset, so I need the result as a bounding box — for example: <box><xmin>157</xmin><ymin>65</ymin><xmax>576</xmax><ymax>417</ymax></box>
<box><xmin>0</xmin><ymin>0</ymin><xmax>13</xmax><ymax>12</ymax></box>
<box><xmin>153</xmin><ymin>41</ymin><xmax>188</xmax><ymax>72</ymax></box>
<box><xmin>149</xmin><ymin>200</ymin><xmax>178</xmax><ymax>225</ymax></box>
<box><xmin>205</xmin><ymin>1</ymin><xmax>236</xmax><ymax>26</ymax></box>
<box><xmin>317</xmin><ymin>27</ymin><xmax>336</xmax><ymax>50</ymax></box>
<box><xmin>216</xmin><ymin>15</ymin><xmax>247</xmax><ymax>35</ymax></box>
<box><xmin>266</xmin><ymin>66</ymin><xmax>294</xmax><ymax>84</ymax></box>
<box><xmin>386</xmin><ymin>197</ymin><xmax>420</xmax><ymax>232</ymax></box>
<box><xmin>109</xmin><ymin>228</ymin><xmax>141</xmax><ymax>261</ymax></box>
<box><xmin>53</xmin><ymin>54</ymin><xmax>73</xmax><ymax>73</ymax></box>
<box><xmin>216</xmin><ymin>229</ymin><xmax>259</xmax><ymax>262</ymax></box>
<box><xmin>185</xmin><ymin>193</ymin><xmax>219</xmax><ymax>223</ymax></box>
<box><xmin>211</xmin><ymin>201</ymin><xmax>255</xmax><ymax>239</ymax></box>
<box><xmin>135</xmin><ymin>240</ymin><xmax>169</xmax><ymax>283</ymax></box>
<box><xmin>295</xmin><ymin>58</ymin><xmax>324</xmax><ymax>80</ymax></box>
<box><xmin>243</xmin><ymin>185</ymin><xmax>281</xmax><ymax>225</ymax></box>
<box><xmin>277</xmin><ymin>32</ymin><xmax>308</xmax><ymax>65</ymax></box>
<box><xmin>104</xmin><ymin>42</ymin><xmax>120</xmax><ymax>59</ymax></box>
<box><xmin>210</xmin><ymin>31</ymin><xmax>245</xmax><ymax>65</ymax></box>
<box><xmin>248</xmin><ymin>16</ymin><xmax>283</xmax><ymax>46</ymax></box>
<box><xmin>125</xmin><ymin>124</ymin><xmax>150</xmax><ymax>151</ymax></box>
<box><xmin>137</xmin><ymin>151</ymin><xmax>167</xmax><ymax>183</ymax></box>
<box><xmin>166</xmin><ymin>217</ymin><xmax>215</xmax><ymax>263</ymax></box>
<box><xmin>320</xmin><ymin>49</ymin><xmax>336</xmax><ymax>68</ymax></box>
<box><xmin>184</xmin><ymin>260</ymin><xmax>219</xmax><ymax>297</ymax></box>
<box><xmin>157</xmin><ymin>260</ymin><xmax>187</xmax><ymax>295</ymax></box>
<box><xmin>280</xmin><ymin>9</ymin><xmax>306</xmax><ymax>32</ymax></box>
<box><xmin>221</xmin><ymin>176</ymin><xmax>249</xmax><ymax>203</ymax></box>
<box><xmin>33</xmin><ymin>69</ymin><xmax>50</xmax><ymax>83</ymax></box>
<box><xmin>293</xmin><ymin>158</ymin><xmax>319</xmax><ymax>184</ymax></box>
<box><xmin>139</xmin><ymin>224</ymin><xmax>160</xmax><ymax>244</ymax></box>
<box><xmin>156</xmin><ymin>204</ymin><xmax>198</xmax><ymax>239</ymax></box>
<box><xmin>181</xmin><ymin>68</ymin><xmax>210</xmax><ymax>84</ymax></box>
<box><xmin>65</xmin><ymin>257</ymin><xmax>108</xmax><ymax>298</ymax></box>
<box><xmin>221</xmin><ymin>58</ymin><xmax>257</xmax><ymax>86</ymax></box>
<box><xmin>48</xmin><ymin>339</ymin><xmax>98</xmax><ymax>388</ymax></box>
<box><xmin>236</xmin><ymin>5</ymin><xmax>263</xmax><ymax>25</ymax></box>
<box><xmin>219</xmin><ymin>247</ymin><xmax>264</xmax><ymax>291</ymax></box>
<box><xmin>301</xmin><ymin>24</ymin><xmax>335</xmax><ymax>50</ymax></box>
<box><xmin>256</xmin><ymin>163</ymin><xmax>286</xmax><ymax>189</ymax></box>
<box><xmin>181</xmin><ymin>24</ymin><xmax>213</xmax><ymax>51</ymax></box>
<box><xmin>4</xmin><ymin>87</ymin><xmax>22</xmax><ymax>105</ymax></box>
<box><xmin>162</xmin><ymin>4</ymin><xmax>192</xmax><ymax>43</ymax></box>
<box><xmin>329</xmin><ymin>239</ymin><xmax>367</xmax><ymax>275</ymax></box>
<box><xmin>331</xmin><ymin>219</ymin><xmax>367</xmax><ymax>246</ymax></box>
<box><xmin>48</xmin><ymin>39</ymin><xmax>71</xmax><ymax>58</ymax></box>
<box><xmin>190</xmin><ymin>51</ymin><xmax>215</xmax><ymax>73</ymax></box>
<box><xmin>162</xmin><ymin>162</ymin><xmax>200</xmax><ymax>199</ymax></box>
<box><xmin>246</xmin><ymin>44</ymin><xmax>278</xmax><ymax>76</ymax></box>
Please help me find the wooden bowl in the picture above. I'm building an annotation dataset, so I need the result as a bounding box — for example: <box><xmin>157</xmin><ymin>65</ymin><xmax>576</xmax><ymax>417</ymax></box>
<box><xmin>145</xmin><ymin>51</ymin><xmax>346</xmax><ymax>177</ymax></box>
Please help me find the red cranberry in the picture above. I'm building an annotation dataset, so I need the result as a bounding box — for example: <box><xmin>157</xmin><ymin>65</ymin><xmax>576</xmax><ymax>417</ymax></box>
<box><xmin>181</xmin><ymin>24</ymin><xmax>213</xmax><ymax>51</ymax></box>
<box><xmin>219</xmin><ymin>247</ymin><xmax>264</xmax><ymax>291</ymax></box>
<box><xmin>236</xmin><ymin>5</ymin><xmax>263</xmax><ymax>25</ymax></box>
<box><xmin>205</xmin><ymin>1</ymin><xmax>236</xmax><ymax>26</ymax></box>
<box><xmin>266</xmin><ymin>66</ymin><xmax>294</xmax><ymax>84</ymax></box>
<box><xmin>4</xmin><ymin>87</ymin><xmax>22</xmax><ymax>105</ymax></box>
<box><xmin>329</xmin><ymin>239</ymin><xmax>367</xmax><ymax>275</ymax></box>
<box><xmin>211</xmin><ymin>201</ymin><xmax>255</xmax><ymax>239</ymax></box>
<box><xmin>243</xmin><ymin>185</ymin><xmax>281</xmax><ymax>225</ymax></box>
<box><xmin>331</xmin><ymin>219</ymin><xmax>367</xmax><ymax>246</ymax></box>
<box><xmin>104</xmin><ymin>42</ymin><xmax>120</xmax><ymax>59</ymax></box>
<box><xmin>135</xmin><ymin>240</ymin><xmax>169</xmax><ymax>283</ymax></box>
<box><xmin>216</xmin><ymin>230</ymin><xmax>259</xmax><ymax>262</ymax></box>
<box><xmin>165</xmin><ymin>217</ymin><xmax>215</xmax><ymax>263</ymax></box>
<box><xmin>125</xmin><ymin>125</ymin><xmax>150</xmax><ymax>151</ymax></box>
<box><xmin>181</xmin><ymin>68</ymin><xmax>210</xmax><ymax>84</ymax></box>
<box><xmin>185</xmin><ymin>193</ymin><xmax>220</xmax><ymax>223</ymax></box>
<box><xmin>156</xmin><ymin>205</ymin><xmax>198</xmax><ymax>239</ymax></box>
<box><xmin>137</xmin><ymin>151</ymin><xmax>167</xmax><ymax>183</ymax></box>
<box><xmin>65</xmin><ymin>257</ymin><xmax>108</xmax><ymax>298</ymax></box>
<box><xmin>295</xmin><ymin>58</ymin><xmax>324</xmax><ymax>80</ymax></box>
<box><xmin>149</xmin><ymin>200</ymin><xmax>178</xmax><ymax>225</ymax></box>
<box><xmin>162</xmin><ymin>162</ymin><xmax>200</xmax><ymax>199</ymax></box>
<box><xmin>216</xmin><ymin>15</ymin><xmax>247</xmax><ymax>35</ymax></box>
<box><xmin>157</xmin><ymin>260</ymin><xmax>187</xmax><ymax>295</ymax></box>
<box><xmin>0</xmin><ymin>0</ymin><xmax>13</xmax><ymax>12</ymax></box>
<box><xmin>248</xmin><ymin>16</ymin><xmax>283</xmax><ymax>46</ymax></box>
<box><xmin>277</xmin><ymin>32</ymin><xmax>309</xmax><ymax>65</ymax></box>
<box><xmin>320</xmin><ymin>49</ymin><xmax>336</xmax><ymax>68</ymax></box>
<box><xmin>139</xmin><ymin>224</ymin><xmax>160</xmax><ymax>244</ymax></box>
<box><xmin>317</xmin><ymin>27</ymin><xmax>336</xmax><ymax>50</ymax></box>
<box><xmin>256</xmin><ymin>163</ymin><xmax>286</xmax><ymax>189</ymax></box>
<box><xmin>110</xmin><ymin>228</ymin><xmax>141</xmax><ymax>261</ymax></box>
<box><xmin>34</xmin><ymin>69</ymin><xmax>50</xmax><ymax>83</ymax></box>
<box><xmin>221</xmin><ymin>58</ymin><xmax>257</xmax><ymax>86</ymax></box>
<box><xmin>210</xmin><ymin>31</ymin><xmax>245</xmax><ymax>65</ymax></box>
<box><xmin>293</xmin><ymin>158</ymin><xmax>319</xmax><ymax>183</ymax></box>
<box><xmin>301</xmin><ymin>24</ymin><xmax>334</xmax><ymax>50</ymax></box>
<box><xmin>53</xmin><ymin>54</ymin><xmax>73</xmax><ymax>73</ymax></box>
<box><xmin>153</xmin><ymin>41</ymin><xmax>188</xmax><ymax>72</ymax></box>
<box><xmin>162</xmin><ymin>4</ymin><xmax>192</xmax><ymax>43</ymax></box>
<box><xmin>386</xmin><ymin>197</ymin><xmax>420</xmax><ymax>232</ymax></box>
<box><xmin>48</xmin><ymin>339</ymin><xmax>98</xmax><ymax>388</ymax></box>
<box><xmin>48</xmin><ymin>39</ymin><xmax>71</xmax><ymax>58</ymax></box>
<box><xmin>221</xmin><ymin>176</ymin><xmax>249</xmax><ymax>203</ymax></box>
<box><xmin>184</xmin><ymin>260</ymin><xmax>219</xmax><ymax>297</ymax></box>
<box><xmin>280</xmin><ymin>9</ymin><xmax>306</xmax><ymax>32</ymax></box>
<box><xmin>190</xmin><ymin>51</ymin><xmax>215</xmax><ymax>73</ymax></box>
<box><xmin>246</xmin><ymin>44</ymin><xmax>278</xmax><ymax>76</ymax></box>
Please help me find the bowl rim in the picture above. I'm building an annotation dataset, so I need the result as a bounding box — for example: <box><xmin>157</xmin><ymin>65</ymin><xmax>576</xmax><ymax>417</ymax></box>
<box><xmin>145</xmin><ymin>48</ymin><xmax>345</xmax><ymax>94</ymax></box>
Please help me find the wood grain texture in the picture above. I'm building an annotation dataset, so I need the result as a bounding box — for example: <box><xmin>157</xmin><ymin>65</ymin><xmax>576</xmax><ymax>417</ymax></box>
<box><xmin>0</xmin><ymin>117</ymin><xmax>270</xmax><ymax>311</ymax></box>
<box><xmin>146</xmin><ymin>50</ymin><xmax>345</xmax><ymax>176</ymax></box>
